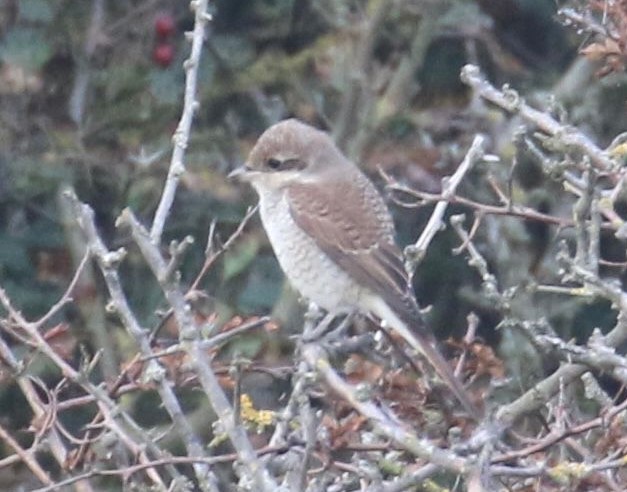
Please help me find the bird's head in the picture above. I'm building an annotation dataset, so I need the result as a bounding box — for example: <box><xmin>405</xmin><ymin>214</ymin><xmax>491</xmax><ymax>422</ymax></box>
<box><xmin>229</xmin><ymin>119</ymin><xmax>349</xmax><ymax>191</ymax></box>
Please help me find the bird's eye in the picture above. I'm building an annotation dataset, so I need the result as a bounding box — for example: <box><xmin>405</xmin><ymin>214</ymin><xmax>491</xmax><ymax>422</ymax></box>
<box><xmin>266</xmin><ymin>158</ymin><xmax>282</xmax><ymax>170</ymax></box>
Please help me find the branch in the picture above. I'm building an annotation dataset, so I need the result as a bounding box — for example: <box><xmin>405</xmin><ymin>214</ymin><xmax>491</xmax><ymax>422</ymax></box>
<box><xmin>0</xmin><ymin>284</ymin><xmax>168</xmax><ymax>488</ymax></box>
<box><xmin>389</xmin><ymin>185</ymin><xmax>590</xmax><ymax>230</ymax></box>
<box><xmin>190</xmin><ymin>204</ymin><xmax>259</xmax><ymax>291</ymax></box>
<box><xmin>150</xmin><ymin>0</ymin><xmax>212</xmax><ymax>243</ymax></box>
<box><xmin>0</xmin><ymin>422</ymin><xmax>52</xmax><ymax>486</ymax></box>
<box><xmin>460</xmin><ymin>64</ymin><xmax>617</xmax><ymax>172</ymax></box>
<box><xmin>118</xmin><ymin>207</ymin><xmax>278</xmax><ymax>492</ymax></box>
<box><xmin>300</xmin><ymin>337</ymin><xmax>468</xmax><ymax>474</ymax></box>
<box><xmin>64</xmin><ymin>190</ymin><xmax>205</xmax><ymax>488</ymax></box>
<box><xmin>402</xmin><ymin>134</ymin><xmax>485</xmax><ymax>272</ymax></box>
<box><xmin>493</xmin><ymin>397</ymin><xmax>627</xmax><ymax>464</ymax></box>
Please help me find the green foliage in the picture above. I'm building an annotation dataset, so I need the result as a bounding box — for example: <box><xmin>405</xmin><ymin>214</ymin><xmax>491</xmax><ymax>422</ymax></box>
<box><xmin>18</xmin><ymin>0</ymin><xmax>54</xmax><ymax>23</ymax></box>
<box><xmin>149</xmin><ymin>66</ymin><xmax>185</xmax><ymax>106</ymax></box>
<box><xmin>211</xmin><ymin>34</ymin><xmax>255</xmax><ymax>70</ymax></box>
<box><xmin>0</xmin><ymin>28</ymin><xmax>52</xmax><ymax>70</ymax></box>
<box><xmin>9</xmin><ymin>157</ymin><xmax>73</xmax><ymax>200</ymax></box>
<box><xmin>223</xmin><ymin>236</ymin><xmax>260</xmax><ymax>281</ymax></box>
<box><xmin>237</xmin><ymin>255</ymin><xmax>283</xmax><ymax>313</ymax></box>
<box><xmin>0</xmin><ymin>234</ymin><xmax>33</xmax><ymax>278</ymax></box>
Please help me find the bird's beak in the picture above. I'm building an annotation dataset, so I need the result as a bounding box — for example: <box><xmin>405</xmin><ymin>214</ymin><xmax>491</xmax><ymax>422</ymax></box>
<box><xmin>228</xmin><ymin>165</ymin><xmax>253</xmax><ymax>180</ymax></box>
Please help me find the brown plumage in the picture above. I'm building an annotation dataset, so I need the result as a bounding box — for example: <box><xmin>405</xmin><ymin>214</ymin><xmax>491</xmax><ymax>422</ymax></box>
<box><xmin>287</xmin><ymin>180</ymin><xmax>417</xmax><ymax>328</ymax></box>
<box><xmin>231</xmin><ymin>119</ymin><xmax>481</xmax><ymax>419</ymax></box>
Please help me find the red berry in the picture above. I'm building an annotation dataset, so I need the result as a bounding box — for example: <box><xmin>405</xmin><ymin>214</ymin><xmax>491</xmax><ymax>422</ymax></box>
<box><xmin>153</xmin><ymin>44</ymin><xmax>174</xmax><ymax>67</ymax></box>
<box><xmin>154</xmin><ymin>12</ymin><xmax>175</xmax><ymax>38</ymax></box>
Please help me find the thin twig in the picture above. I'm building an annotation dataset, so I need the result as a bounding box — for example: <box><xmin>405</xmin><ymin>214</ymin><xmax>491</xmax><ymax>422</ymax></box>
<box><xmin>493</xmin><ymin>398</ymin><xmax>627</xmax><ymax>463</ymax></box>
<box><xmin>300</xmin><ymin>332</ymin><xmax>468</xmax><ymax>474</ymax></box>
<box><xmin>390</xmin><ymin>186</ymin><xmax>583</xmax><ymax>229</ymax></box>
<box><xmin>461</xmin><ymin>64</ymin><xmax>617</xmax><ymax>172</ymax></box>
<box><xmin>150</xmin><ymin>0</ymin><xmax>212</xmax><ymax>243</ymax></box>
<box><xmin>403</xmin><ymin>135</ymin><xmax>485</xmax><ymax>273</ymax></box>
<box><xmin>36</xmin><ymin>251</ymin><xmax>90</xmax><ymax>328</ymax></box>
<box><xmin>120</xmin><ymin>207</ymin><xmax>277</xmax><ymax>492</ymax></box>
<box><xmin>190</xmin><ymin>204</ymin><xmax>259</xmax><ymax>291</ymax></box>
<box><xmin>0</xmin><ymin>423</ymin><xmax>52</xmax><ymax>486</ymax></box>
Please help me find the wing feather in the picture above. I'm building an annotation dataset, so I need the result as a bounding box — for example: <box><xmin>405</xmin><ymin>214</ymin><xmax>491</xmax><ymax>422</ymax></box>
<box><xmin>287</xmin><ymin>175</ymin><xmax>482</xmax><ymax>419</ymax></box>
<box><xmin>286</xmin><ymin>176</ymin><xmax>421</xmax><ymax>323</ymax></box>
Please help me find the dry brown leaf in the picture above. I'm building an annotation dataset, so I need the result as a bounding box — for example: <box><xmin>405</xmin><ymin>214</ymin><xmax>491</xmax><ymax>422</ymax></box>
<box><xmin>344</xmin><ymin>354</ymin><xmax>384</xmax><ymax>385</ymax></box>
<box><xmin>43</xmin><ymin>323</ymin><xmax>77</xmax><ymax>361</ymax></box>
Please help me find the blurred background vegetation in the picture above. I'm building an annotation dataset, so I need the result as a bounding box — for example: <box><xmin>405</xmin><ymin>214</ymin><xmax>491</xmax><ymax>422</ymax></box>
<box><xmin>0</xmin><ymin>0</ymin><xmax>626</xmax><ymax>487</ymax></box>
<box><xmin>0</xmin><ymin>0</ymin><xmax>581</xmax><ymax>323</ymax></box>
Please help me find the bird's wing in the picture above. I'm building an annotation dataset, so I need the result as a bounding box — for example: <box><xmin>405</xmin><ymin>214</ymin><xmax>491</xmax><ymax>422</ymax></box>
<box><xmin>286</xmin><ymin>176</ymin><xmax>420</xmax><ymax>323</ymax></box>
<box><xmin>287</xmin><ymin>176</ymin><xmax>482</xmax><ymax>419</ymax></box>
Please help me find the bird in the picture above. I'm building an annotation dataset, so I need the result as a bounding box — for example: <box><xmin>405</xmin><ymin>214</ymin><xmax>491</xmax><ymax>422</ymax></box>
<box><xmin>230</xmin><ymin>118</ymin><xmax>481</xmax><ymax>419</ymax></box>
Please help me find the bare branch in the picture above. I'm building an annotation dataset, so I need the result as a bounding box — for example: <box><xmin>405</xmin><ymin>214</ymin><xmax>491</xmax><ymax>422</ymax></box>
<box><xmin>403</xmin><ymin>134</ymin><xmax>485</xmax><ymax>272</ymax></box>
<box><xmin>300</xmin><ymin>330</ymin><xmax>468</xmax><ymax>474</ymax></box>
<box><xmin>119</xmin><ymin>207</ymin><xmax>278</xmax><ymax>492</ymax></box>
<box><xmin>460</xmin><ymin>64</ymin><xmax>618</xmax><ymax>172</ymax></box>
<box><xmin>150</xmin><ymin>0</ymin><xmax>212</xmax><ymax>243</ymax></box>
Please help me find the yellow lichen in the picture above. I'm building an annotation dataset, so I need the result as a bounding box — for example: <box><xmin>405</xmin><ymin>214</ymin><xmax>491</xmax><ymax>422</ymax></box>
<box><xmin>240</xmin><ymin>394</ymin><xmax>276</xmax><ymax>433</ymax></box>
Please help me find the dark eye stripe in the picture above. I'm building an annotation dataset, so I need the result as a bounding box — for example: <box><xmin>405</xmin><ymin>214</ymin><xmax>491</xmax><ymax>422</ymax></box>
<box><xmin>265</xmin><ymin>158</ymin><xmax>306</xmax><ymax>172</ymax></box>
<box><xmin>282</xmin><ymin>158</ymin><xmax>306</xmax><ymax>171</ymax></box>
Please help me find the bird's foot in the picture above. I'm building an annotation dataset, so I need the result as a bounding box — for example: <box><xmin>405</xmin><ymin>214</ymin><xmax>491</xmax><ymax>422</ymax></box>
<box><xmin>302</xmin><ymin>305</ymin><xmax>356</xmax><ymax>343</ymax></box>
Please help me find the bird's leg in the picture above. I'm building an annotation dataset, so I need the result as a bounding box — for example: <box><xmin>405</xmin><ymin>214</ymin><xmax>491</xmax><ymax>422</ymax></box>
<box><xmin>302</xmin><ymin>303</ymin><xmax>334</xmax><ymax>341</ymax></box>
<box><xmin>302</xmin><ymin>303</ymin><xmax>356</xmax><ymax>342</ymax></box>
<box><xmin>320</xmin><ymin>312</ymin><xmax>355</xmax><ymax>343</ymax></box>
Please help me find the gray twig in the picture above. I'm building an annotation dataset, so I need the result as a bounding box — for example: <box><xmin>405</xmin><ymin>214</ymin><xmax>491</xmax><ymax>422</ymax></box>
<box><xmin>150</xmin><ymin>0</ymin><xmax>212</xmax><ymax>243</ymax></box>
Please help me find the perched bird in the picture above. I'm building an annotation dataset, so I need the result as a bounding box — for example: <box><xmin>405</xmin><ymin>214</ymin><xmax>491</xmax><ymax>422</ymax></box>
<box><xmin>230</xmin><ymin>119</ymin><xmax>481</xmax><ymax>419</ymax></box>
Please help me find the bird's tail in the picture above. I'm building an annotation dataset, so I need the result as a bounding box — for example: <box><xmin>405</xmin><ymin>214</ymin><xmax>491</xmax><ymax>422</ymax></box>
<box><xmin>408</xmin><ymin>327</ymin><xmax>482</xmax><ymax>420</ymax></box>
<box><xmin>370</xmin><ymin>297</ymin><xmax>483</xmax><ymax>420</ymax></box>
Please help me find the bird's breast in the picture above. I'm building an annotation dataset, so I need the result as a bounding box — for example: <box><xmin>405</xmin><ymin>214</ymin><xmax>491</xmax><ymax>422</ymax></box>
<box><xmin>258</xmin><ymin>191</ymin><xmax>364</xmax><ymax>313</ymax></box>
